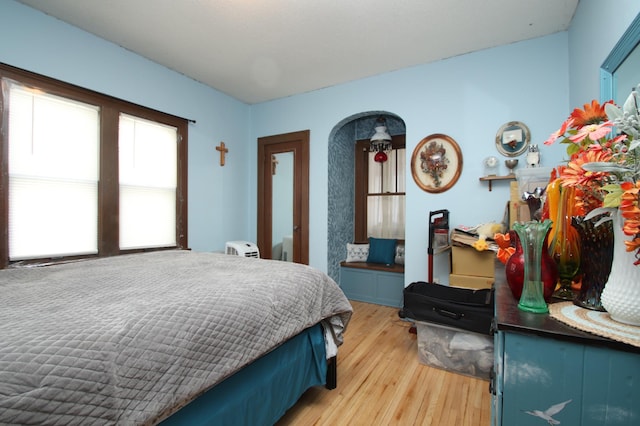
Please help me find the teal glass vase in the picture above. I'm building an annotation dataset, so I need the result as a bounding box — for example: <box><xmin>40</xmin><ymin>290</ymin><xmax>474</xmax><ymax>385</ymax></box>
<box><xmin>513</xmin><ymin>219</ymin><xmax>552</xmax><ymax>313</ymax></box>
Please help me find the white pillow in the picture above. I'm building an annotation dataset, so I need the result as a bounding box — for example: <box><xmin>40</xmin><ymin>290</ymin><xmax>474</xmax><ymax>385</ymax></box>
<box><xmin>346</xmin><ymin>243</ymin><xmax>369</xmax><ymax>262</ymax></box>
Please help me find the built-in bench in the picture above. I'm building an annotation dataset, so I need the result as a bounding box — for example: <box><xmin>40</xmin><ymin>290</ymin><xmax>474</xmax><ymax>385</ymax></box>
<box><xmin>339</xmin><ymin>261</ymin><xmax>404</xmax><ymax>308</ymax></box>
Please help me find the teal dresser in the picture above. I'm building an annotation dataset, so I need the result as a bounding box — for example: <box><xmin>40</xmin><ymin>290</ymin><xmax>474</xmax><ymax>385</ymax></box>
<box><xmin>492</xmin><ymin>272</ymin><xmax>640</xmax><ymax>425</ymax></box>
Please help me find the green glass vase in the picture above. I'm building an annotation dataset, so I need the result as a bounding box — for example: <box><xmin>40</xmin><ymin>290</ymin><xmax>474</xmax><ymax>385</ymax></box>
<box><xmin>513</xmin><ymin>219</ymin><xmax>552</xmax><ymax>313</ymax></box>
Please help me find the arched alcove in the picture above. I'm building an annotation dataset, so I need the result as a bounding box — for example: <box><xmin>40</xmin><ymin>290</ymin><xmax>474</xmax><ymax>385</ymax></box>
<box><xmin>326</xmin><ymin>111</ymin><xmax>406</xmax><ymax>282</ymax></box>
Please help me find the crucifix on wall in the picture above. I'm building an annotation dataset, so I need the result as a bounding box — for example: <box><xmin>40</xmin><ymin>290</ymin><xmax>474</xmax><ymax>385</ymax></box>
<box><xmin>215</xmin><ymin>141</ymin><xmax>228</xmax><ymax>166</ymax></box>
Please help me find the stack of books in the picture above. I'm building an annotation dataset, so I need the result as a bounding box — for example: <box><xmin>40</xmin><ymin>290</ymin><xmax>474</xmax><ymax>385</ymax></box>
<box><xmin>450</xmin><ymin>227</ymin><xmax>499</xmax><ymax>252</ymax></box>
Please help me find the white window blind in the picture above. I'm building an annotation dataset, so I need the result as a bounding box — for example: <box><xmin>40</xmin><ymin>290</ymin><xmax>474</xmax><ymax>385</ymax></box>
<box><xmin>119</xmin><ymin>114</ymin><xmax>177</xmax><ymax>250</ymax></box>
<box><xmin>367</xmin><ymin>148</ymin><xmax>405</xmax><ymax>239</ymax></box>
<box><xmin>7</xmin><ymin>82</ymin><xmax>100</xmax><ymax>260</ymax></box>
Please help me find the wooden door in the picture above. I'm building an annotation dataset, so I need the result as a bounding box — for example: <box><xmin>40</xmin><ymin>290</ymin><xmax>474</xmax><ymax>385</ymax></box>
<box><xmin>257</xmin><ymin>130</ymin><xmax>309</xmax><ymax>264</ymax></box>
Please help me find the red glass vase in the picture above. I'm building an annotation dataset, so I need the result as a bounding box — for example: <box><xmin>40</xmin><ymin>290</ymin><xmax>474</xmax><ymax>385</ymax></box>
<box><xmin>505</xmin><ymin>229</ymin><xmax>558</xmax><ymax>302</ymax></box>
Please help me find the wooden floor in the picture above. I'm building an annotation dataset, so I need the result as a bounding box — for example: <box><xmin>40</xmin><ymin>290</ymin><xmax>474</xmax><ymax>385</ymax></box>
<box><xmin>276</xmin><ymin>300</ymin><xmax>492</xmax><ymax>426</ymax></box>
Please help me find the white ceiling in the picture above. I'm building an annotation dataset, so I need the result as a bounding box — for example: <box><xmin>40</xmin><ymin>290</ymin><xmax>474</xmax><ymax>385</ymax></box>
<box><xmin>18</xmin><ymin>0</ymin><xmax>579</xmax><ymax>104</ymax></box>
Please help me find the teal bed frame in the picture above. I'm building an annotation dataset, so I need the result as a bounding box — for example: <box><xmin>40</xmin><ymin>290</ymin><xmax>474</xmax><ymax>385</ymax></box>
<box><xmin>160</xmin><ymin>323</ymin><xmax>336</xmax><ymax>426</ymax></box>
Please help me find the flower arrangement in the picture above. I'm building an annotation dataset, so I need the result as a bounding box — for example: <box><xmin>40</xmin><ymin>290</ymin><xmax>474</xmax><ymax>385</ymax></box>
<box><xmin>419</xmin><ymin>140</ymin><xmax>449</xmax><ymax>188</ymax></box>
<box><xmin>542</xmin><ymin>84</ymin><xmax>640</xmax><ymax>265</ymax></box>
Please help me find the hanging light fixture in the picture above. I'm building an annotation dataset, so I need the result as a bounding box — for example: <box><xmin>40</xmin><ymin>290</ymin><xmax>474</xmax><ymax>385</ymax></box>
<box><xmin>370</xmin><ymin>117</ymin><xmax>392</xmax><ymax>163</ymax></box>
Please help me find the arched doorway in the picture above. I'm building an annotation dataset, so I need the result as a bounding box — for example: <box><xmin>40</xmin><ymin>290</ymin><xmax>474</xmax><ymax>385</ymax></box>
<box><xmin>326</xmin><ymin>111</ymin><xmax>406</xmax><ymax>282</ymax></box>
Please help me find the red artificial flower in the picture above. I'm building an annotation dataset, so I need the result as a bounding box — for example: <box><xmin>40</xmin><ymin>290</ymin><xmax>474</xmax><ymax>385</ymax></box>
<box><xmin>560</xmin><ymin>149</ymin><xmax>612</xmax><ymax>187</ymax></box>
<box><xmin>493</xmin><ymin>232</ymin><xmax>515</xmax><ymax>264</ymax></box>
<box><xmin>569</xmin><ymin>99</ymin><xmax>613</xmax><ymax>127</ymax></box>
<box><xmin>618</xmin><ymin>182</ymin><xmax>640</xmax><ymax>263</ymax></box>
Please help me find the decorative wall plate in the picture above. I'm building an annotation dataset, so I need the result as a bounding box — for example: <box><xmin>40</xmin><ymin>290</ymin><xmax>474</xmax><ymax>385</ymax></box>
<box><xmin>495</xmin><ymin>121</ymin><xmax>530</xmax><ymax>157</ymax></box>
<box><xmin>411</xmin><ymin>133</ymin><xmax>463</xmax><ymax>193</ymax></box>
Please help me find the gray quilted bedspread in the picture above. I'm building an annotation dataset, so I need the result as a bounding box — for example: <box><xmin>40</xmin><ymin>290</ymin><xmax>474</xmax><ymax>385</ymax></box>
<box><xmin>0</xmin><ymin>250</ymin><xmax>352</xmax><ymax>425</ymax></box>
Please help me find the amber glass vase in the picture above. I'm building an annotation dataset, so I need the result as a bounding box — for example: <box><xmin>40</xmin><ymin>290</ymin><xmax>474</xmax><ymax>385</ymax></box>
<box><xmin>550</xmin><ymin>186</ymin><xmax>581</xmax><ymax>300</ymax></box>
<box><xmin>545</xmin><ymin>178</ymin><xmax>562</xmax><ymax>242</ymax></box>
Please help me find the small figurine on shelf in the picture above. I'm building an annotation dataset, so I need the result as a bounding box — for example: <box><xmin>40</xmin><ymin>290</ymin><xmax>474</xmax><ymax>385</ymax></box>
<box><xmin>526</xmin><ymin>144</ymin><xmax>540</xmax><ymax>167</ymax></box>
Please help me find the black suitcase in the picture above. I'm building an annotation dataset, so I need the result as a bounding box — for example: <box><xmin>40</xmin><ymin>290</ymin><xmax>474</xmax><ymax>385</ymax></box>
<box><xmin>402</xmin><ymin>281</ymin><xmax>495</xmax><ymax>335</ymax></box>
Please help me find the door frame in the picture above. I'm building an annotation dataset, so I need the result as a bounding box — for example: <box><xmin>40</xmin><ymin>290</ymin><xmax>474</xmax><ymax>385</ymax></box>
<box><xmin>257</xmin><ymin>130</ymin><xmax>309</xmax><ymax>264</ymax></box>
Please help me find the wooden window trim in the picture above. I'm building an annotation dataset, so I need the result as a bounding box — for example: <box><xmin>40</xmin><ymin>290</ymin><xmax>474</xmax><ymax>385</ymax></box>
<box><xmin>0</xmin><ymin>63</ymin><xmax>188</xmax><ymax>268</ymax></box>
<box><xmin>354</xmin><ymin>134</ymin><xmax>405</xmax><ymax>243</ymax></box>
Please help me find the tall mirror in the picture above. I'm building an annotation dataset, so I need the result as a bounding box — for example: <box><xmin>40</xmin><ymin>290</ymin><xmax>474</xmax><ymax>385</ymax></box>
<box><xmin>271</xmin><ymin>152</ymin><xmax>294</xmax><ymax>261</ymax></box>
<box><xmin>257</xmin><ymin>130</ymin><xmax>309</xmax><ymax>264</ymax></box>
<box><xmin>615</xmin><ymin>41</ymin><xmax>640</xmax><ymax>102</ymax></box>
<box><xmin>600</xmin><ymin>13</ymin><xmax>640</xmax><ymax>103</ymax></box>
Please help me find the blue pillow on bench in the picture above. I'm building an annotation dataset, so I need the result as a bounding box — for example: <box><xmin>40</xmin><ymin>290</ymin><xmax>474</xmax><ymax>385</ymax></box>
<box><xmin>367</xmin><ymin>237</ymin><xmax>397</xmax><ymax>265</ymax></box>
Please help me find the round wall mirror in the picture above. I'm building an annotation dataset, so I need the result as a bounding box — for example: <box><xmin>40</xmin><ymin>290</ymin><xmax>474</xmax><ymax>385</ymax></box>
<box><xmin>495</xmin><ymin>121</ymin><xmax>530</xmax><ymax>157</ymax></box>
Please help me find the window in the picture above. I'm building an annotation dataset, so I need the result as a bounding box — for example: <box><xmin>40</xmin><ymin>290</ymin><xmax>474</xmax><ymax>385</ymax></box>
<box><xmin>0</xmin><ymin>64</ymin><xmax>188</xmax><ymax>268</ymax></box>
<box><xmin>354</xmin><ymin>135</ymin><xmax>406</xmax><ymax>243</ymax></box>
<box><xmin>119</xmin><ymin>114</ymin><xmax>178</xmax><ymax>249</ymax></box>
<box><xmin>7</xmin><ymin>85</ymin><xmax>100</xmax><ymax>260</ymax></box>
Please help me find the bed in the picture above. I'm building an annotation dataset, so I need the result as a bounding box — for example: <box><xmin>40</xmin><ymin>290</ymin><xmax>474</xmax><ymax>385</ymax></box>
<box><xmin>0</xmin><ymin>250</ymin><xmax>352</xmax><ymax>425</ymax></box>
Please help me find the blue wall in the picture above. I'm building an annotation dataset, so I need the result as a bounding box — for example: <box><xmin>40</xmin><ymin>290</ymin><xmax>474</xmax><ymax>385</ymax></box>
<box><xmin>2</xmin><ymin>0</ymin><xmax>640</xmax><ymax>285</ymax></box>
<box><xmin>250</xmin><ymin>33</ymin><xmax>570</xmax><ymax>283</ymax></box>
<box><xmin>250</xmin><ymin>0</ymin><xmax>640</xmax><ymax>284</ymax></box>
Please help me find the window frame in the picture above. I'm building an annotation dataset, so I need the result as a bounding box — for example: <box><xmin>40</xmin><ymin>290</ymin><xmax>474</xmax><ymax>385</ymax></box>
<box><xmin>0</xmin><ymin>63</ymin><xmax>188</xmax><ymax>268</ymax></box>
<box><xmin>354</xmin><ymin>134</ymin><xmax>406</xmax><ymax>243</ymax></box>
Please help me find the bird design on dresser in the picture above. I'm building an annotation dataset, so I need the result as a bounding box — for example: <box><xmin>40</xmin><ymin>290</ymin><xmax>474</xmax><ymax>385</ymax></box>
<box><xmin>523</xmin><ymin>399</ymin><xmax>572</xmax><ymax>424</ymax></box>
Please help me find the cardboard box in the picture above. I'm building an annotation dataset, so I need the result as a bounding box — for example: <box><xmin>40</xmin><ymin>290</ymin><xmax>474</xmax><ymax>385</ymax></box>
<box><xmin>510</xmin><ymin>181</ymin><xmax>530</xmax><ymax>226</ymax></box>
<box><xmin>451</xmin><ymin>245</ymin><xmax>495</xmax><ymax>278</ymax></box>
<box><xmin>416</xmin><ymin>321</ymin><xmax>493</xmax><ymax>380</ymax></box>
<box><xmin>449</xmin><ymin>273</ymin><xmax>493</xmax><ymax>289</ymax></box>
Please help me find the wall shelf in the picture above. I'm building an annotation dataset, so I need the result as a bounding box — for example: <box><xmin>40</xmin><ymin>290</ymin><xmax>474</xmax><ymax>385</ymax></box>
<box><xmin>479</xmin><ymin>175</ymin><xmax>515</xmax><ymax>191</ymax></box>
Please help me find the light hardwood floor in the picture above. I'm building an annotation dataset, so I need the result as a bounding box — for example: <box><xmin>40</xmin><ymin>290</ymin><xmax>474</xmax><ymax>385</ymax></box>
<box><xmin>276</xmin><ymin>300</ymin><xmax>492</xmax><ymax>426</ymax></box>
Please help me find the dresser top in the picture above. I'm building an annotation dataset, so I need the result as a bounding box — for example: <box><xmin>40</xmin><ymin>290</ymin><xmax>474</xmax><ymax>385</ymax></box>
<box><xmin>494</xmin><ymin>263</ymin><xmax>639</xmax><ymax>354</ymax></box>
